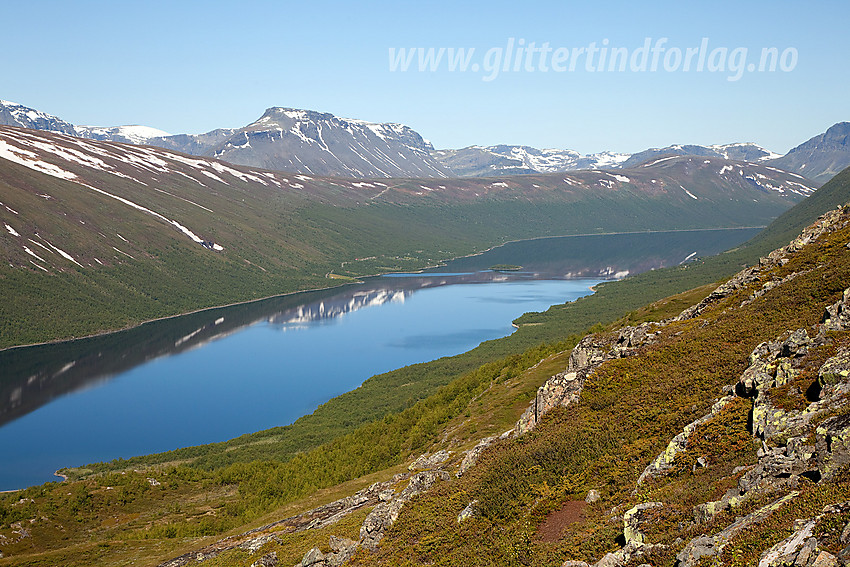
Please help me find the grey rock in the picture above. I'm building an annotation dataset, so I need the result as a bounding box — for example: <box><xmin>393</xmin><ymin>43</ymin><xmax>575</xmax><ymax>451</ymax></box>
<box><xmin>841</xmin><ymin>519</ymin><xmax>850</xmax><ymax>545</ymax></box>
<box><xmin>250</xmin><ymin>551</ymin><xmax>278</xmax><ymax>567</ymax></box>
<box><xmin>758</xmin><ymin>519</ymin><xmax>816</xmax><ymax>566</ymax></box>
<box><xmin>811</xmin><ymin>551</ymin><xmax>839</xmax><ymax>567</ymax></box>
<box><xmin>561</xmin><ymin>561</ymin><xmax>591</xmax><ymax>567</ymax></box>
<box><xmin>585</xmin><ymin>489</ymin><xmax>601</xmax><ymax>504</ymax></box>
<box><xmin>360</xmin><ymin>470</ymin><xmax>450</xmax><ymax>550</ymax></box>
<box><xmin>299</xmin><ymin>547</ymin><xmax>325</xmax><ymax>566</ymax></box>
<box><xmin>516</xmin><ymin>325</ymin><xmax>658</xmax><ymax>435</ymax></box>
<box><xmin>676</xmin><ymin>536</ymin><xmax>717</xmax><ymax>566</ymax></box>
<box><xmin>823</xmin><ymin>288</ymin><xmax>850</xmax><ymax>331</ymax></box>
<box><xmin>678</xmin><ymin>492</ymin><xmax>799</xmax><ymax>567</ymax></box>
<box><xmin>623</xmin><ymin>502</ymin><xmax>663</xmax><ymax>545</ymax></box>
<box><xmin>457</xmin><ymin>436</ymin><xmax>498</xmax><ymax>476</ymax></box>
<box><xmin>409</xmin><ymin>449</ymin><xmax>452</xmax><ymax>471</ymax></box>
<box><xmin>819</xmin><ymin>348</ymin><xmax>850</xmax><ymax>387</ymax></box>
<box><xmin>457</xmin><ymin>500</ymin><xmax>478</xmax><ymax>523</ymax></box>
<box><xmin>638</xmin><ymin>396</ymin><xmax>734</xmax><ymax>485</ymax></box>
<box><xmin>329</xmin><ymin>535</ymin><xmax>357</xmax><ymax>553</ymax></box>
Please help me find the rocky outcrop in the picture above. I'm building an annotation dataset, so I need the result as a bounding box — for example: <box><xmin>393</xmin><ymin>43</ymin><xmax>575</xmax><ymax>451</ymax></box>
<box><xmin>677</xmin><ymin>492</ymin><xmax>800</xmax><ymax>567</ymax></box>
<box><xmin>515</xmin><ymin>323</ymin><xmax>659</xmax><ymax>434</ymax></box>
<box><xmin>457</xmin><ymin>435</ymin><xmax>498</xmax><ymax>477</ymax></box>
<box><xmin>157</xmin><ymin>475</ymin><xmax>407</xmax><ymax>567</ymax></box>
<box><xmin>592</xmin><ymin>540</ymin><xmax>666</xmax><ymax>567</ymax></box>
<box><xmin>359</xmin><ymin>470</ymin><xmax>451</xmax><ymax>550</ymax></box>
<box><xmin>623</xmin><ymin>502</ymin><xmax>663</xmax><ymax>545</ymax></box>
<box><xmin>408</xmin><ymin>449</ymin><xmax>451</xmax><ymax>471</ymax></box>
<box><xmin>676</xmin><ymin>206</ymin><xmax>850</xmax><ymax>322</ymax></box>
<box><xmin>638</xmin><ymin>395</ymin><xmax>736</xmax><ymax>485</ymax></box>
<box><xmin>757</xmin><ymin>502</ymin><xmax>850</xmax><ymax>567</ymax></box>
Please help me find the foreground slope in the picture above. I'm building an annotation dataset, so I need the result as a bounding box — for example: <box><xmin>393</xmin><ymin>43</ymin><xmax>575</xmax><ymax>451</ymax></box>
<box><xmin>0</xmin><ymin>173</ymin><xmax>847</xmax><ymax>567</ymax></box>
<box><xmin>352</xmin><ymin>209</ymin><xmax>850</xmax><ymax>567</ymax></box>
<box><xmin>0</xmin><ymin>125</ymin><xmax>817</xmax><ymax>347</ymax></box>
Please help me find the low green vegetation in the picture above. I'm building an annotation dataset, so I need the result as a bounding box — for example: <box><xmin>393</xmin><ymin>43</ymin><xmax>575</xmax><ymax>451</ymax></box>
<box><xmin>361</xmin><ymin>192</ymin><xmax>850</xmax><ymax>567</ymax></box>
<box><xmin>1</xmin><ymin>170</ymin><xmax>848</xmax><ymax>565</ymax></box>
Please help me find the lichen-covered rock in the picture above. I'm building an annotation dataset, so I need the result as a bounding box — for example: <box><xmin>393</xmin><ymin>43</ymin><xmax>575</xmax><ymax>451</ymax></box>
<box><xmin>815</xmin><ymin>412</ymin><xmax>850</xmax><ymax>480</ymax></box>
<box><xmin>823</xmin><ymin>288</ymin><xmax>850</xmax><ymax>332</ymax></box>
<box><xmin>457</xmin><ymin>500</ymin><xmax>477</xmax><ymax>523</ymax></box>
<box><xmin>819</xmin><ymin>348</ymin><xmax>850</xmax><ymax>387</ymax></box>
<box><xmin>677</xmin><ymin>492</ymin><xmax>799</xmax><ymax>567</ymax></box>
<box><xmin>638</xmin><ymin>396</ymin><xmax>734</xmax><ymax>485</ymax></box>
<box><xmin>593</xmin><ymin>541</ymin><xmax>664</xmax><ymax>567</ymax></box>
<box><xmin>623</xmin><ymin>502</ymin><xmax>663</xmax><ymax>545</ymax></box>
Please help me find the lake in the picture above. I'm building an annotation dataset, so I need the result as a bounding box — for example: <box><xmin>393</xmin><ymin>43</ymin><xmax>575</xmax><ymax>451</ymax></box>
<box><xmin>0</xmin><ymin>227</ymin><xmax>760</xmax><ymax>490</ymax></box>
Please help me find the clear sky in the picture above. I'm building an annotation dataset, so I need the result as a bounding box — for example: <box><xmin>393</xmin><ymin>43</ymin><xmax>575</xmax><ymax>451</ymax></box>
<box><xmin>2</xmin><ymin>0</ymin><xmax>848</xmax><ymax>154</ymax></box>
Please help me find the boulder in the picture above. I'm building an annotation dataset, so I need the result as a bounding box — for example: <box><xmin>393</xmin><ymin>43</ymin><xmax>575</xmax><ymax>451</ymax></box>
<box><xmin>457</xmin><ymin>436</ymin><xmax>497</xmax><ymax>477</ymax></box>
<box><xmin>819</xmin><ymin>348</ymin><xmax>850</xmax><ymax>387</ymax></box>
<box><xmin>457</xmin><ymin>500</ymin><xmax>477</xmax><ymax>523</ymax></box>
<box><xmin>408</xmin><ymin>449</ymin><xmax>451</xmax><ymax>471</ymax></box>
<box><xmin>623</xmin><ymin>502</ymin><xmax>663</xmax><ymax>545</ymax></box>
<box><xmin>250</xmin><ymin>552</ymin><xmax>278</xmax><ymax>567</ymax></box>
<box><xmin>298</xmin><ymin>547</ymin><xmax>325</xmax><ymax>567</ymax></box>
<box><xmin>585</xmin><ymin>489</ymin><xmax>601</xmax><ymax>504</ymax></box>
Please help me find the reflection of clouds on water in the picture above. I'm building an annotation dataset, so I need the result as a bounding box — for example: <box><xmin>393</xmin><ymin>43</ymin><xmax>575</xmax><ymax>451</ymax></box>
<box><xmin>478</xmin><ymin>294</ymin><xmax>570</xmax><ymax>305</ymax></box>
<box><xmin>268</xmin><ymin>289</ymin><xmax>409</xmax><ymax>326</ymax></box>
<box><xmin>386</xmin><ymin>328</ymin><xmax>505</xmax><ymax>349</ymax></box>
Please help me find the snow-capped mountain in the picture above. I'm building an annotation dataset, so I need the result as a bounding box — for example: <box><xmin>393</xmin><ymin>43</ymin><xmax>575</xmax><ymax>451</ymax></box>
<box><xmin>203</xmin><ymin>107</ymin><xmax>451</xmax><ymax>178</ymax></box>
<box><xmin>436</xmin><ymin>142</ymin><xmax>781</xmax><ymax>178</ymax></box>
<box><xmin>75</xmin><ymin>125</ymin><xmax>172</xmax><ymax>145</ymax></box>
<box><xmin>0</xmin><ymin>100</ymin><xmax>170</xmax><ymax>146</ymax></box>
<box><xmin>0</xmin><ymin>100</ymin><xmax>77</xmax><ymax>136</ymax></box>
<box><xmin>767</xmin><ymin>122</ymin><xmax>850</xmax><ymax>183</ymax></box>
<box><xmin>2</xmin><ymin>99</ymin><xmax>847</xmax><ymax>183</ymax></box>
<box><xmin>618</xmin><ymin>143</ymin><xmax>781</xmax><ymax>169</ymax></box>
<box><xmin>432</xmin><ymin>145</ymin><xmax>630</xmax><ymax>177</ymax></box>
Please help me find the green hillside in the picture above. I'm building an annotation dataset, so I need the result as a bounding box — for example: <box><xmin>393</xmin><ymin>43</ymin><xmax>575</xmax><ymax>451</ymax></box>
<box><xmin>0</xmin><ymin>126</ymin><xmax>818</xmax><ymax>348</ymax></box>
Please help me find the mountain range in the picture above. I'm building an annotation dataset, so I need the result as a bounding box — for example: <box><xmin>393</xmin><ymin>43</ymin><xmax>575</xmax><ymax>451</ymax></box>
<box><xmin>0</xmin><ymin>123</ymin><xmax>819</xmax><ymax>347</ymax></box>
<box><xmin>2</xmin><ymin>99</ymin><xmax>848</xmax><ymax>183</ymax></box>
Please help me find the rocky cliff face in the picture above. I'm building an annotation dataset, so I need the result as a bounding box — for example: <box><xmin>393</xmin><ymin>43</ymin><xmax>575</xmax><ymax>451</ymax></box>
<box><xmin>769</xmin><ymin>122</ymin><xmax>850</xmax><ymax>183</ymax></box>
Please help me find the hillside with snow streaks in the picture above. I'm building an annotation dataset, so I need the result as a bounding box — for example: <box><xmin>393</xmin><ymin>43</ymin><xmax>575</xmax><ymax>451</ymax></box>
<box><xmin>0</xmin><ymin>126</ymin><xmax>824</xmax><ymax>347</ymax></box>
<box><xmin>0</xmin><ymin>126</ymin><xmax>817</xmax><ymax>277</ymax></box>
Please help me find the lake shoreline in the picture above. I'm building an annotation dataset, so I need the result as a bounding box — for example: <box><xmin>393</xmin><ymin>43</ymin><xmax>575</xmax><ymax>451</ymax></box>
<box><xmin>0</xmin><ymin>226</ymin><xmax>763</xmax><ymax>353</ymax></box>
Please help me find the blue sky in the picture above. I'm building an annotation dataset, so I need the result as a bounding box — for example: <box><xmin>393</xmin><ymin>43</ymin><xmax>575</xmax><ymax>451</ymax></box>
<box><xmin>3</xmin><ymin>0</ymin><xmax>848</xmax><ymax>154</ymax></box>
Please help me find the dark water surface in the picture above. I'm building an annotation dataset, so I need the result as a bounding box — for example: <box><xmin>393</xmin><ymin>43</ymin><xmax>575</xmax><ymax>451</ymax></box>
<box><xmin>0</xmin><ymin>227</ymin><xmax>760</xmax><ymax>490</ymax></box>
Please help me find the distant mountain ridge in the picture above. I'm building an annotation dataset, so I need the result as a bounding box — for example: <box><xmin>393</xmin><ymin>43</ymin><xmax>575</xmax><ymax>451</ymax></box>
<box><xmin>767</xmin><ymin>121</ymin><xmax>850</xmax><ymax>183</ymax></box>
<box><xmin>0</xmin><ymin>100</ymin><xmax>449</xmax><ymax>179</ymax></box>
<box><xmin>1</xmin><ymin>99</ymin><xmax>847</xmax><ymax>182</ymax></box>
<box><xmin>200</xmin><ymin>107</ymin><xmax>450</xmax><ymax>178</ymax></box>
<box><xmin>433</xmin><ymin>142</ymin><xmax>781</xmax><ymax>178</ymax></box>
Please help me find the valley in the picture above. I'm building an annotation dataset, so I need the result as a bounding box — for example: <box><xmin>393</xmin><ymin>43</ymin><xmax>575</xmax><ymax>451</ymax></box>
<box><xmin>1</xmin><ymin>99</ymin><xmax>849</xmax><ymax>567</ymax></box>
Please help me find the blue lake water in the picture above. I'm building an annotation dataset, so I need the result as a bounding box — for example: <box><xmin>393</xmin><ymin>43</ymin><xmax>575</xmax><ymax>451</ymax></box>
<box><xmin>0</xmin><ymin>227</ymin><xmax>761</xmax><ymax>490</ymax></box>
